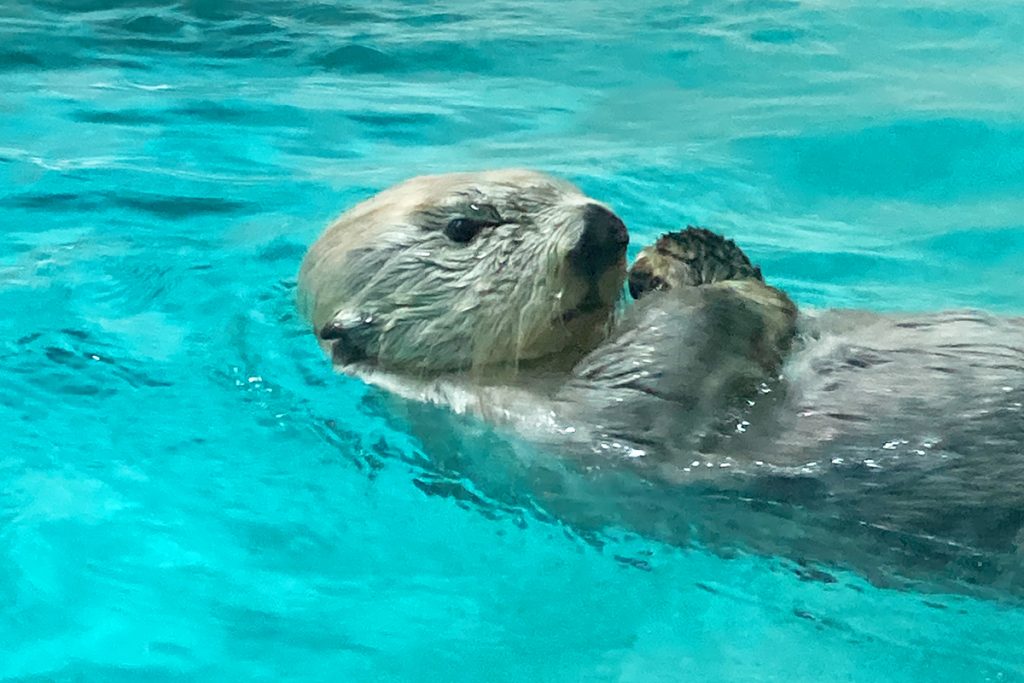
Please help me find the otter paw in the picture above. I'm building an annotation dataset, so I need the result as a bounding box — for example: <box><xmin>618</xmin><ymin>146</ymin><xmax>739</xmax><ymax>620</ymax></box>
<box><xmin>629</xmin><ymin>226</ymin><xmax>764</xmax><ymax>299</ymax></box>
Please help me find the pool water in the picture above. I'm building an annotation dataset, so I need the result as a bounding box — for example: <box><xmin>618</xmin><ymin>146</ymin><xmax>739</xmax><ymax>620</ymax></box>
<box><xmin>2</xmin><ymin>0</ymin><xmax>1024</xmax><ymax>680</ymax></box>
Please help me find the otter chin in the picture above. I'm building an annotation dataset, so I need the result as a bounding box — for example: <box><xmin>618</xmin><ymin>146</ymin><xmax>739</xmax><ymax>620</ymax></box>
<box><xmin>297</xmin><ymin>169</ymin><xmax>628</xmax><ymax>377</ymax></box>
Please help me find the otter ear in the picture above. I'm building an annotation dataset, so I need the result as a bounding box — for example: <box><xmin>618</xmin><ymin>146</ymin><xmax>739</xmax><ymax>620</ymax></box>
<box><xmin>319</xmin><ymin>310</ymin><xmax>377</xmax><ymax>365</ymax></box>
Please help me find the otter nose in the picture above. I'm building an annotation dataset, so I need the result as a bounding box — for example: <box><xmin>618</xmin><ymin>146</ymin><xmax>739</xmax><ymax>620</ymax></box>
<box><xmin>568</xmin><ymin>204</ymin><xmax>629</xmax><ymax>277</ymax></box>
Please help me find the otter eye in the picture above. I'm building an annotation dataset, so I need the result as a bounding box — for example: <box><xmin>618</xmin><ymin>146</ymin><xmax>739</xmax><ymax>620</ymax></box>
<box><xmin>444</xmin><ymin>218</ymin><xmax>485</xmax><ymax>243</ymax></box>
<box><xmin>444</xmin><ymin>203</ymin><xmax>503</xmax><ymax>243</ymax></box>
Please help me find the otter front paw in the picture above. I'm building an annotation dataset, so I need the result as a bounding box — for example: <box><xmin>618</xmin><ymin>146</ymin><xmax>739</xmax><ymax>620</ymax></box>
<box><xmin>628</xmin><ymin>226</ymin><xmax>764</xmax><ymax>299</ymax></box>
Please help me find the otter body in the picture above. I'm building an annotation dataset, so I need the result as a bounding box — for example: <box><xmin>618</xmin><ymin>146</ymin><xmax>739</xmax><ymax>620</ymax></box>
<box><xmin>551</xmin><ymin>227</ymin><xmax>1024</xmax><ymax>596</ymax></box>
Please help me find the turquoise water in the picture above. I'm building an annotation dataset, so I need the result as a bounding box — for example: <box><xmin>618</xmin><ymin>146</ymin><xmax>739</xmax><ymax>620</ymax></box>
<box><xmin>2</xmin><ymin>0</ymin><xmax>1024</xmax><ymax>680</ymax></box>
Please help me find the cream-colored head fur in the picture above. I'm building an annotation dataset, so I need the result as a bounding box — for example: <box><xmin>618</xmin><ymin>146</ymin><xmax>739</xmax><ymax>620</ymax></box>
<box><xmin>297</xmin><ymin>169</ymin><xmax>628</xmax><ymax>374</ymax></box>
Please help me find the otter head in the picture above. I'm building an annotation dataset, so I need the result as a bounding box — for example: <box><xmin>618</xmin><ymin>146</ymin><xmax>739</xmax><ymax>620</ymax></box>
<box><xmin>297</xmin><ymin>169</ymin><xmax>629</xmax><ymax>374</ymax></box>
<box><xmin>628</xmin><ymin>227</ymin><xmax>764</xmax><ymax>300</ymax></box>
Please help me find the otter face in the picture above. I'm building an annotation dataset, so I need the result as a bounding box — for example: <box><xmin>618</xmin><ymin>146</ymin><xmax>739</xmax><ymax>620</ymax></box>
<box><xmin>297</xmin><ymin>169</ymin><xmax>629</xmax><ymax>373</ymax></box>
<box><xmin>628</xmin><ymin>227</ymin><xmax>764</xmax><ymax>300</ymax></box>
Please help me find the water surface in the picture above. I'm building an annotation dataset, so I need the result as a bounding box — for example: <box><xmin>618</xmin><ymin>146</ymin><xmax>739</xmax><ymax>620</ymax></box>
<box><xmin>2</xmin><ymin>0</ymin><xmax>1023</xmax><ymax>680</ymax></box>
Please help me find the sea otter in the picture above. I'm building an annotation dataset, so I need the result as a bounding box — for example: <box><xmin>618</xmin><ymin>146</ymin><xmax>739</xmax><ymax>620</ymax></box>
<box><xmin>296</xmin><ymin>170</ymin><xmax>1024</xmax><ymax>600</ymax></box>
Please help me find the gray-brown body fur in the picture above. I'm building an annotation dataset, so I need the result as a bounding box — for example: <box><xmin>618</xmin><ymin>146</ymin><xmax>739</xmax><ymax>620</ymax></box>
<box><xmin>542</xmin><ymin>228</ymin><xmax>1024</xmax><ymax>598</ymax></box>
